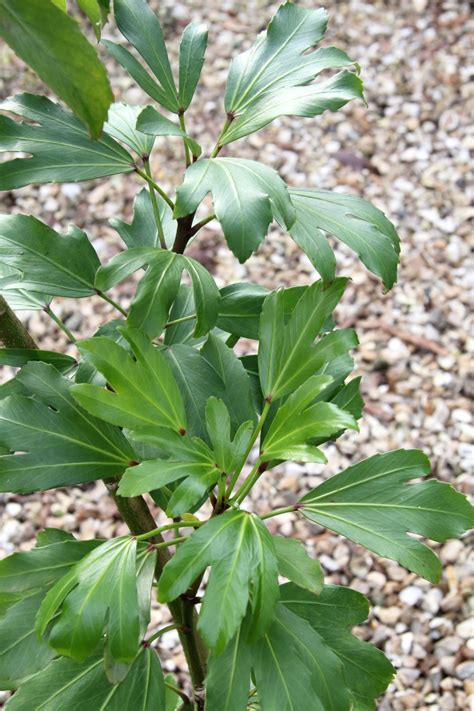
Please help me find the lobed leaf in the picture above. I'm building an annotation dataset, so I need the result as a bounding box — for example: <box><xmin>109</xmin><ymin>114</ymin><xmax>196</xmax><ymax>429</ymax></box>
<box><xmin>0</xmin><ymin>214</ymin><xmax>100</xmax><ymax>298</ymax></box>
<box><xmin>300</xmin><ymin>450</ymin><xmax>474</xmax><ymax>582</ymax></box>
<box><xmin>272</xmin><ymin>536</ymin><xmax>323</xmax><ymax>595</ymax></box>
<box><xmin>174</xmin><ymin>158</ymin><xmax>295</xmax><ymax>262</ymax></box>
<box><xmin>290</xmin><ymin>189</ymin><xmax>400</xmax><ymax>289</ymax></box>
<box><xmin>0</xmin><ymin>94</ymin><xmax>133</xmax><ymax>189</ymax></box>
<box><xmin>104</xmin><ymin>103</ymin><xmax>154</xmax><ymax>156</ymax></box>
<box><xmin>222</xmin><ymin>3</ymin><xmax>362</xmax><ymax>145</ymax></box>
<box><xmin>159</xmin><ymin>510</ymin><xmax>279</xmax><ymax>654</ymax></box>
<box><xmin>72</xmin><ymin>327</ymin><xmax>187</xmax><ymax>435</ymax></box>
<box><xmin>0</xmin><ymin>362</ymin><xmax>135</xmax><ymax>493</ymax></box>
<box><xmin>281</xmin><ymin>583</ymin><xmax>395</xmax><ymax>710</ymax></box>
<box><xmin>137</xmin><ymin>107</ymin><xmax>202</xmax><ymax>157</ymax></box>
<box><xmin>109</xmin><ymin>188</ymin><xmax>175</xmax><ymax>250</ymax></box>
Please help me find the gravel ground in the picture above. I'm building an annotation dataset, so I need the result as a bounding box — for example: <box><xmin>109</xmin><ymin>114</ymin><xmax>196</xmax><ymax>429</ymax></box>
<box><xmin>0</xmin><ymin>0</ymin><xmax>473</xmax><ymax>708</ymax></box>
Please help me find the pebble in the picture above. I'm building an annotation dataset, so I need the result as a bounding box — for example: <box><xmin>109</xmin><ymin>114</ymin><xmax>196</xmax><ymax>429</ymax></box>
<box><xmin>400</xmin><ymin>586</ymin><xmax>424</xmax><ymax>606</ymax></box>
<box><xmin>456</xmin><ymin>661</ymin><xmax>474</xmax><ymax>681</ymax></box>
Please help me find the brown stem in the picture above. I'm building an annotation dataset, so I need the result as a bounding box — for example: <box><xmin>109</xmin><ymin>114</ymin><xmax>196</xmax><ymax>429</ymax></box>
<box><xmin>0</xmin><ymin>296</ymin><xmax>37</xmax><ymax>348</ymax></box>
<box><xmin>172</xmin><ymin>213</ymin><xmax>196</xmax><ymax>254</ymax></box>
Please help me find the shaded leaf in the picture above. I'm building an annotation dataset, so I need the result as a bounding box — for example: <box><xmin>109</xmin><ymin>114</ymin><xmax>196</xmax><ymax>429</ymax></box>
<box><xmin>0</xmin><ymin>94</ymin><xmax>133</xmax><ymax>189</ymax></box>
<box><xmin>0</xmin><ymin>362</ymin><xmax>135</xmax><ymax>493</ymax></box>
<box><xmin>205</xmin><ymin>627</ymin><xmax>251</xmax><ymax>711</ymax></box>
<box><xmin>5</xmin><ymin>646</ymin><xmax>165</xmax><ymax>710</ymax></box>
<box><xmin>205</xmin><ymin>397</ymin><xmax>253</xmax><ymax>474</ymax></box>
<box><xmin>222</xmin><ymin>3</ymin><xmax>361</xmax><ymax>145</ymax></box>
<box><xmin>0</xmin><ymin>0</ymin><xmax>112</xmax><ymax>138</ymax></box>
<box><xmin>110</xmin><ymin>188</ymin><xmax>175</xmax><ymax>249</ymax></box>
<box><xmin>174</xmin><ymin>158</ymin><xmax>295</xmax><ymax>262</ymax></box>
<box><xmin>300</xmin><ymin>450</ymin><xmax>474</xmax><ymax>582</ymax></box>
<box><xmin>281</xmin><ymin>583</ymin><xmax>395</xmax><ymax>710</ymax></box>
<box><xmin>0</xmin><ymin>349</ymin><xmax>75</xmax><ymax>372</ymax></box>
<box><xmin>0</xmin><ymin>592</ymin><xmax>56</xmax><ymax>690</ymax></box>
<box><xmin>290</xmin><ymin>189</ymin><xmax>400</xmax><ymax>289</ymax></box>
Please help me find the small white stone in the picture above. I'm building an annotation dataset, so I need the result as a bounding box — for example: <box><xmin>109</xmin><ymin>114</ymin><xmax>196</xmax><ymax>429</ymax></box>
<box><xmin>456</xmin><ymin>619</ymin><xmax>474</xmax><ymax>640</ymax></box>
<box><xmin>399</xmin><ymin>585</ymin><xmax>423</xmax><ymax>606</ymax></box>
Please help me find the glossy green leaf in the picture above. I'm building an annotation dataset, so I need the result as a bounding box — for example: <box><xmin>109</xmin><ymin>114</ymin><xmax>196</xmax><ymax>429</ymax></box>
<box><xmin>113</xmin><ymin>0</ymin><xmax>179</xmax><ymax>112</ymax></box>
<box><xmin>174</xmin><ymin>158</ymin><xmax>295</xmax><ymax>262</ymax></box>
<box><xmin>0</xmin><ymin>349</ymin><xmax>75</xmax><ymax>372</ymax></box>
<box><xmin>300</xmin><ymin>450</ymin><xmax>474</xmax><ymax>582</ymax></box>
<box><xmin>0</xmin><ymin>0</ymin><xmax>112</xmax><ymax>138</ymax></box>
<box><xmin>137</xmin><ymin>107</ymin><xmax>202</xmax><ymax>157</ymax></box>
<box><xmin>178</xmin><ymin>22</ymin><xmax>208</xmax><ymax>110</ymax></box>
<box><xmin>5</xmin><ymin>646</ymin><xmax>165</xmax><ymax>711</ymax></box>
<box><xmin>0</xmin><ymin>362</ymin><xmax>135</xmax><ymax>493</ymax></box>
<box><xmin>290</xmin><ymin>189</ymin><xmax>400</xmax><ymax>289</ymax></box>
<box><xmin>181</xmin><ymin>256</ymin><xmax>219</xmax><ymax>337</ymax></box>
<box><xmin>164</xmin><ymin>285</ymin><xmax>204</xmax><ymax>346</ymax></box>
<box><xmin>261</xmin><ymin>375</ymin><xmax>356</xmax><ymax>463</ymax></box>
<box><xmin>272</xmin><ymin>536</ymin><xmax>323</xmax><ymax>595</ymax></box>
<box><xmin>0</xmin><ymin>214</ymin><xmax>100</xmax><ymax>297</ymax></box>
<box><xmin>205</xmin><ymin>398</ymin><xmax>253</xmax><ymax>474</ymax></box>
<box><xmin>110</xmin><ymin>188</ymin><xmax>175</xmax><ymax>249</ymax></box>
<box><xmin>72</xmin><ymin>327</ymin><xmax>187</xmax><ymax>435</ymax></box>
<box><xmin>252</xmin><ymin>604</ymin><xmax>346</xmax><ymax>711</ymax></box>
<box><xmin>39</xmin><ymin>537</ymin><xmax>148</xmax><ymax>662</ymax></box>
<box><xmin>205</xmin><ymin>627</ymin><xmax>251</xmax><ymax>711</ymax></box>
<box><xmin>281</xmin><ymin>583</ymin><xmax>395</xmax><ymax>710</ymax></box>
<box><xmin>0</xmin><ymin>94</ymin><xmax>133</xmax><ymax>189</ymax></box>
<box><xmin>0</xmin><ymin>592</ymin><xmax>56</xmax><ymax>689</ymax></box>
<box><xmin>105</xmin><ymin>103</ymin><xmax>154</xmax><ymax>156</ymax></box>
<box><xmin>258</xmin><ymin>279</ymin><xmax>348</xmax><ymax>401</ymax></box>
<box><xmin>222</xmin><ymin>3</ymin><xmax>362</xmax><ymax>145</ymax></box>
<box><xmin>159</xmin><ymin>510</ymin><xmax>279</xmax><ymax>654</ymax></box>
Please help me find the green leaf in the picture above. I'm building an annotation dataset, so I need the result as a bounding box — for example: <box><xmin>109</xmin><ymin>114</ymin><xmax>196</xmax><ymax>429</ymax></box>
<box><xmin>5</xmin><ymin>646</ymin><xmax>165</xmax><ymax>710</ymax></box>
<box><xmin>201</xmin><ymin>334</ymin><xmax>257</xmax><ymax>430</ymax></box>
<box><xmin>159</xmin><ymin>510</ymin><xmax>279</xmax><ymax>654</ymax></box>
<box><xmin>258</xmin><ymin>279</ymin><xmax>348</xmax><ymax>401</ymax></box>
<box><xmin>281</xmin><ymin>583</ymin><xmax>395</xmax><ymax>710</ymax></box>
<box><xmin>0</xmin><ymin>214</ymin><xmax>100</xmax><ymax>297</ymax></box>
<box><xmin>0</xmin><ymin>348</ymin><xmax>75</xmax><ymax>372</ymax></box>
<box><xmin>0</xmin><ymin>592</ymin><xmax>56</xmax><ymax>690</ymax></box>
<box><xmin>272</xmin><ymin>537</ymin><xmax>323</xmax><ymax>595</ymax></box>
<box><xmin>36</xmin><ymin>528</ymin><xmax>75</xmax><ymax>547</ymax></box>
<box><xmin>178</xmin><ymin>22</ymin><xmax>208</xmax><ymax>110</ymax></box>
<box><xmin>164</xmin><ymin>285</ymin><xmax>202</xmax><ymax>346</ymax></box>
<box><xmin>216</xmin><ymin>284</ymin><xmax>307</xmax><ymax>340</ymax></box>
<box><xmin>39</xmin><ymin>537</ymin><xmax>148</xmax><ymax>662</ymax></box>
<box><xmin>205</xmin><ymin>627</ymin><xmax>251</xmax><ymax>711</ymax></box>
<box><xmin>205</xmin><ymin>398</ymin><xmax>253</xmax><ymax>474</ymax></box>
<box><xmin>137</xmin><ymin>107</ymin><xmax>202</xmax><ymax>158</ymax></box>
<box><xmin>222</xmin><ymin>3</ymin><xmax>362</xmax><ymax>145</ymax></box>
<box><xmin>252</xmin><ymin>605</ymin><xmax>332</xmax><ymax>711</ymax></box>
<box><xmin>128</xmin><ymin>252</ymin><xmax>183</xmax><ymax>338</ymax></box>
<box><xmin>118</xmin><ymin>448</ymin><xmax>219</xmax><ymax>501</ymax></box>
<box><xmin>0</xmin><ymin>362</ymin><xmax>135</xmax><ymax>493</ymax></box>
<box><xmin>289</xmin><ymin>189</ymin><xmax>400</xmax><ymax>289</ymax></box>
<box><xmin>110</xmin><ymin>188</ymin><xmax>175</xmax><ymax>249</ymax></box>
<box><xmin>180</xmin><ymin>255</ymin><xmax>219</xmax><ymax>337</ymax></box>
<box><xmin>300</xmin><ymin>450</ymin><xmax>474</xmax><ymax>582</ymax></box>
<box><xmin>113</xmin><ymin>0</ymin><xmax>178</xmax><ymax>112</ymax></box>
<box><xmin>77</xmin><ymin>0</ymin><xmax>108</xmax><ymax>39</ymax></box>
<box><xmin>0</xmin><ymin>94</ymin><xmax>133</xmax><ymax>189</ymax></box>
<box><xmin>72</xmin><ymin>327</ymin><xmax>187</xmax><ymax>435</ymax></box>
<box><xmin>104</xmin><ymin>103</ymin><xmax>154</xmax><ymax>156</ymax></box>
<box><xmin>0</xmin><ymin>0</ymin><xmax>112</xmax><ymax>138</ymax></box>
<box><xmin>174</xmin><ymin>158</ymin><xmax>295</xmax><ymax>262</ymax></box>
<box><xmin>261</xmin><ymin>375</ymin><xmax>356</xmax><ymax>463</ymax></box>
